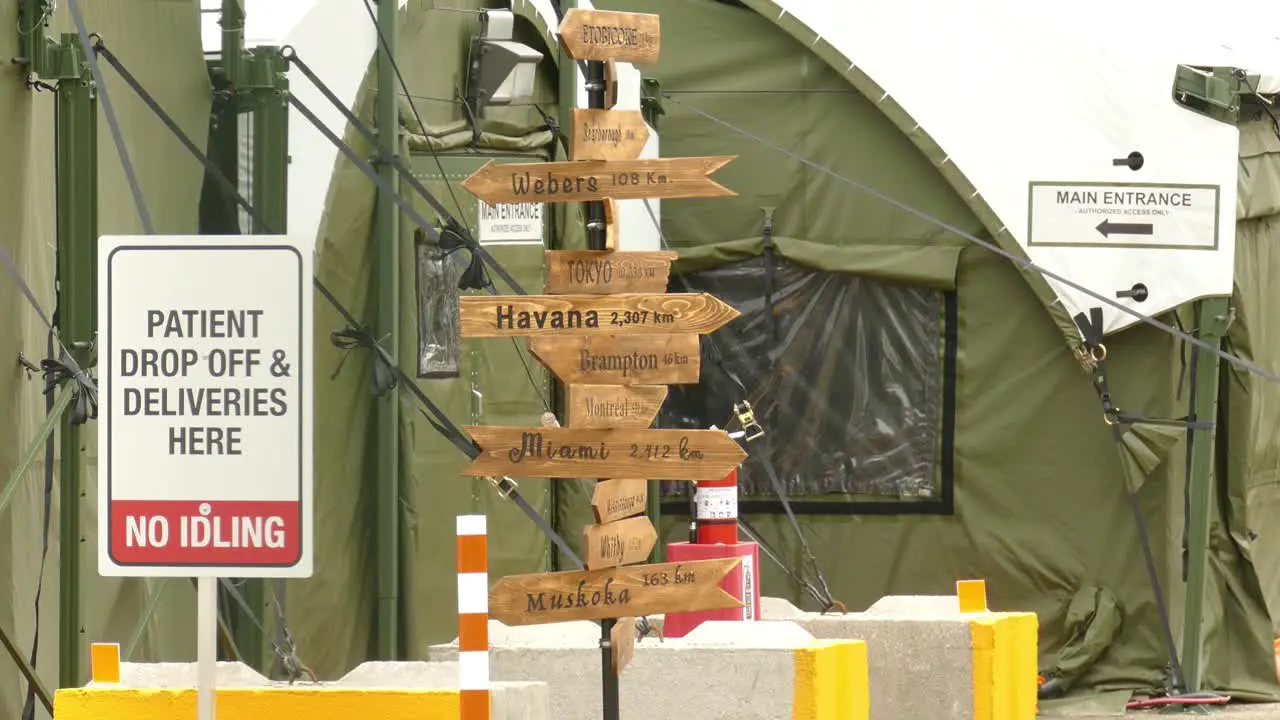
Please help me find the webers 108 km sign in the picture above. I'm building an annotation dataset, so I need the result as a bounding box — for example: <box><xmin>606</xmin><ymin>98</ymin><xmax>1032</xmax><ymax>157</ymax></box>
<box><xmin>97</xmin><ymin>235</ymin><xmax>314</xmax><ymax>578</ymax></box>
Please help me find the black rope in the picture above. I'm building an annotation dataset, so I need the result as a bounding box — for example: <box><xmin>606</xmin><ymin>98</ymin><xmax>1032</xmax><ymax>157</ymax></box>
<box><xmin>359</xmin><ymin>0</ymin><xmax>467</xmax><ymax>223</ymax></box>
<box><xmin>1074</xmin><ymin>308</ymin><xmax>1187</xmax><ymax>694</ymax></box>
<box><xmin>663</xmin><ymin>93</ymin><xmax>1280</xmax><ymax>386</ymax></box>
<box><xmin>281</xmin><ymin>48</ymin><xmax>526</xmax><ymax>297</ymax></box>
<box><xmin>352</xmin><ymin>6</ymin><xmax>553</xmax><ymax>412</ymax></box>
<box><xmin>92</xmin><ymin>40</ymin><xmax>583</xmax><ymax>569</ymax></box>
<box><xmin>67</xmin><ymin>11</ymin><xmax>150</xmax><ymax>233</ymax></box>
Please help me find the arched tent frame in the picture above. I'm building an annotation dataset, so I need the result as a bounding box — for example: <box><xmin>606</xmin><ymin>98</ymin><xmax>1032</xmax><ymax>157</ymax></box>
<box><xmin>586</xmin><ymin>0</ymin><xmax>1280</xmax><ymax>699</ymax></box>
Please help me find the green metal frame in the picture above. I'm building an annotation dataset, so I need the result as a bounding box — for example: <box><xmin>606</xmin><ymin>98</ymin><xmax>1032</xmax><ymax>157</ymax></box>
<box><xmin>373</xmin><ymin>0</ymin><xmax>402</xmax><ymax>660</ymax></box>
<box><xmin>54</xmin><ymin>49</ymin><xmax>99</xmax><ymax>690</ymax></box>
<box><xmin>18</xmin><ymin>1</ymin><xmax>102</xmax><ymax>688</ymax></box>
<box><xmin>1179</xmin><ymin>297</ymin><xmax>1232</xmax><ymax>693</ymax></box>
<box><xmin>1171</xmin><ymin>65</ymin><xmax>1259</xmax><ymax>126</ymax></box>
<box><xmin>202</xmin><ymin>0</ymin><xmax>292</xmax><ymax>674</ymax></box>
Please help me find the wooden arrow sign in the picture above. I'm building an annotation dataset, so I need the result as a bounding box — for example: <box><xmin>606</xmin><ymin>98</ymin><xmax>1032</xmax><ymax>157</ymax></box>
<box><xmin>544</xmin><ymin>250</ymin><xmax>678</xmax><ymax>295</ymax></box>
<box><xmin>584</xmin><ymin>515</ymin><xmax>658</xmax><ymax>570</ymax></box>
<box><xmin>460</xmin><ymin>294</ymin><xmax>739</xmax><ymax>338</ymax></box>
<box><xmin>460</xmin><ymin>157</ymin><xmax>736</xmax><ymax>206</ymax></box>
<box><xmin>488</xmin><ymin>557</ymin><xmax>742</xmax><ymax>626</ymax></box>
<box><xmin>611</xmin><ymin>617</ymin><xmax>636</xmax><ymax>674</ymax></box>
<box><xmin>571</xmin><ymin>109</ymin><xmax>651</xmax><ymax>162</ymax></box>
<box><xmin>592</xmin><ymin>478</ymin><xmax>648</xmax><ymax>524</ymax></box>
<box><xmin>462</xmin><ymin>426</ymin><xmax>747</xmax><ymax>480</ymax></box>
<box><xmin>530</xmin><ymin>335</ymin><xmax>701</xmax><ymax>386</ymax></box>
<box><xmin>602</xmin><ymin>197</ymin><xmax>619</xmax><ymax>251</ymax></box>
<box><xmin>567</xmin><ymin>385</ymin><xmax>667</xmax><ymax>429</ymax></box>
<box><xmin>558</xmin><ymin>8</ymin><xmax>660</xmax><ymax>64</ymax></box>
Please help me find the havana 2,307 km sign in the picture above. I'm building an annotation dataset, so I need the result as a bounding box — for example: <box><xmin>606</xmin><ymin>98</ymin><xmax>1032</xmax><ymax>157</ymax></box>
<box><xmin>97</xmin><ymin>235</ymin><xmax>315</xmax><ymax>578</ymax></box>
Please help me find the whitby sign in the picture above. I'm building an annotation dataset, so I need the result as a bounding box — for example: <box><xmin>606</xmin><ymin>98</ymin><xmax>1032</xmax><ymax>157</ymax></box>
<box><xmin>97</xmin><ymin>235</ymin><xmax>315</xmax><ymax>578</ymax></box>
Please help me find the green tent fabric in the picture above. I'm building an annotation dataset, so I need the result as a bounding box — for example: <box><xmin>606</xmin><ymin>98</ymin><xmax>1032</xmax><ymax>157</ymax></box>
<box><xmin>0</xmin><ymin>1</ymin><xmax>211</xmax><ymax>716</ymax></box>
<box><xmin>1039</xmin><ymin>585</ymin><xmax>1124</xmax><ymax>697</ymax></box>
<box><xmin>1119</xmin><ymin>424</ymin><xmax>1186</xmax><ymax>493</ymax></box>
<box><xmin>591</xmin><ymin>0</ymin><xmax>1280</xmax><ymax>698</ymax></box>
<box><xmin>2</xmin><ymin>0</ymin><xmax>1279</xmax><ymax>711</ymax></box>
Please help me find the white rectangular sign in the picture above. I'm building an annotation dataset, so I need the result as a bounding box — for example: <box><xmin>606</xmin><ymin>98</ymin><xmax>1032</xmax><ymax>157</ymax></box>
<box><xmin>1027</xmin><ymin>182</ymin><xmax>1219</xmax><ymax>249</ymax></box>
<box><xmin>97</xmin><ymin>235</ymin><xmax>314</xmax><ymax>578</ymax></box>
<box><xmin>477</xmin><ymin>200</ymin><xmax>544</xmax><ymax>245</ymax></box>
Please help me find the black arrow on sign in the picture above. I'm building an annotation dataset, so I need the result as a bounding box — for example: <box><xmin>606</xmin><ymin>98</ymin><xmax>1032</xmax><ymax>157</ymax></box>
<box><xmin>1095</xmin><ymin>219</ymin><xmax>1154</xmax><ymax>237</ymax></box>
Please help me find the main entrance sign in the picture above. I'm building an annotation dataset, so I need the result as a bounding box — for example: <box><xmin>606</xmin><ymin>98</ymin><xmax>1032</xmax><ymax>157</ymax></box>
<box><xmin>1027</xmin><ymin>182</ymin><xmax>1219</xmax><ymax>250</ymax></box>
<box><xmin>97</xmin><ymin>235</ymin><xmax>314</xmax><ymax>578</ymax></box>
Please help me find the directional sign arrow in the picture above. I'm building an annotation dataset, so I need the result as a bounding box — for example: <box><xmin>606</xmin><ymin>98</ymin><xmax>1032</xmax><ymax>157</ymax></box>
<box><xmin>544</xmin><ymin>250</ymin><xmax>678</xmax><ymax>295</ymax></box>
<box><xmin>488</xmin><ymin>557</ymin><xmax>743</xmax><ymax>626</ymax></box>
<box><xmin>459</xmin><ymin>294</ymin><xmax>741</xmax><ymax>338</ymax></box>
<box><xmin>570</xmin><ymin>109</ymin><xmax>652</xmax><ymax>162</ymax></box>
<box><xmin>584</xmin><ymin>515</ymin><xmax>658</xmax><ymax>570</ymax></box>
<box><xmin>460</xmin><ymin>157</ymin><xmax>736</xmax><ymax>206</ymax></box>
<box><xmin>591</xmin><ymin>478</ymin><xmax>648</xmax><ymax>524</ymax></box>
<box><xmin>1095</xmin><ymin>219</ymin><xmax>1154</xmax><ymax>237</ymax></box>
<box><xmin>530</xmin><ymin>335</ymin><xmax>701</xmax><ymax>386</ymax></box>
<box><xmin>566</xmin><ymin>385</ymin><xmax>668</xmax><ymax>429</ymax></box>
<box><xmin>558</xmin><ymin>8</ymin><xmax>661</xmax><ymax>64</ymax></box>
<box><xmin>611</xmin><ymin>617</ymin><xmax>636</xmax><ymax>674</ymax></box>
<box><xmin>461</xmin><ymin>426</ymin><xmax>748</xmax><ymax>480</ymax></box>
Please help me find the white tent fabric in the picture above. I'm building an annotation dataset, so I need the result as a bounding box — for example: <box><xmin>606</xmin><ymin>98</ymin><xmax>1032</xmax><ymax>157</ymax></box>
<box><xmin>771</xmin><ymin>0</ymin><xmax>1279</xmax><ymax>335</ymax></box>
<box><xmin>201</xmin><ymin>0</ymin><xmax>404</xmax><ymax>252</ymax></box>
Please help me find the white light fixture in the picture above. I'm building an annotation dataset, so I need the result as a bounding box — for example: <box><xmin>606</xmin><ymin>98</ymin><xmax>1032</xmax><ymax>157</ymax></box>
<box><xmin>464</xmin><ymin>10</ymin><xmax>544</xmax><ymax>117</ymax></box>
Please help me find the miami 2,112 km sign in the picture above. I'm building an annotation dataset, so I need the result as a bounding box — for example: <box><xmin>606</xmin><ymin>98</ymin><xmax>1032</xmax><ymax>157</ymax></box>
<box><xmin>97</xmin><ymin>235</ymin><xmax>314</xmax><ymax>578</ymax></box>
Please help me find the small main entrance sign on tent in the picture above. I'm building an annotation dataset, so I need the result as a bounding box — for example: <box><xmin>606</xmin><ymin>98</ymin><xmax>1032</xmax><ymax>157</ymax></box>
<box><xmin>97</xmin><ymin>234</ymin><xmax>315</xmax><ymax>578</ymax></box>
<box><xmin>1028</xmin><ymin>182</ymin><xmax>1220</xmax><ymax>250</ymax></box>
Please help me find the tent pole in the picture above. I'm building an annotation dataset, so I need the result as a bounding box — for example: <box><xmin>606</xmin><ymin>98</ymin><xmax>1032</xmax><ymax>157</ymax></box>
<box><xmin>54</xmin><ymin>45</ymin><xmax>99</xmax><ymax>689</ymax></box>
<box><xmin>373</xmin><ymin>0</ymin><xmax>402</xmax><ymax>661</ymax></box>
<box><xmin>1179</xmin><ymin>296</ymin><xmax>1231</xmax><ymax>693</ymax></box>
<box><xmin>214</xmin><ymin>0</ymin><xmax>269</xmax><ymax>672</ymax></box>
<box><xmin>224</xmin><ymin>43</ymin><xmax>292</xmax><ymax>675</ymax></box>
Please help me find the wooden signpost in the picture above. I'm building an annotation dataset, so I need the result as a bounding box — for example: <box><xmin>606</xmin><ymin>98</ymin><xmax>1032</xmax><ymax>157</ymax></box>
<box><xmin>584</xmin><ymin>515</ymin><xmax>658</xmax><ymax>569</ymax></box>
<box><xmin>461</xmin><ymin>156</ymin><xmax>736</xmax><ymax>205</ymax></box>
<box><xmin>462</xmin><ymin>426</ymin><xmax>747</xmax><ymax>481</ymax></box>
<box><xmin>458</xmin><ymin>293</ymin><xmax>741</xmax><ymax>337</ymax></box>
<box><xmin>557</xmin><ymin>8</ymin><xmax>661</xmax><ymax>64</ymax></box>
<box><xmin>571</xmin><ymin>109</ymin><xmax>652</xmax><ymax>162</ymax></box>
<box><xmin>529</xmin><ymin>335</ymin><xmax>701</xmax><ymax>386</ymax></box>
<box><xmin>544</xmin><ymin>249</ymin><xmax>678</xmax><ymax>294</ymax></box>
<box><xmin>591</xmin><ymin>478</ymin><xmax>649</xmax><ymax>524</ymax></box>
<box><xmin>459</xmin><ymin>7</ymin><xmax>746</xmax><ymax>715</ymax></box>
<box><xmin>566</xmin><ymin>385</ymin><xmax>668</xmax><ymax>429</ymax></box>
<box><xmin>488</xmin><ymin>557</ymin><xmax>743</xmax><ymax>625</ymax></box>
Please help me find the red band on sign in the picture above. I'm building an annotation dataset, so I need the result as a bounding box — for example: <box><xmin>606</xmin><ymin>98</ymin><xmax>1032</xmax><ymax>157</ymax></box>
<box><xmin>109</xmin><ymin>500</ymin><xmax>301</xmax><ymax>567</ymax></box>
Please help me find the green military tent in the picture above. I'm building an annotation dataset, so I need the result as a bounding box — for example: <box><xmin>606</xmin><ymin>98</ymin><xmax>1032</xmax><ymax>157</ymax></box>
<box><xmin>3</xmin><ymin>1</ymin><xmax>1280</xmax><ymax>717</ymax></box>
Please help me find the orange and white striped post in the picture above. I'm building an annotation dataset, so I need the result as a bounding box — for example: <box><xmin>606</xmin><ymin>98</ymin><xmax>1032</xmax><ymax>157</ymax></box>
<box><xmin>457</xmin><ymin>514</ymin><xmax>490</xmax><ymax>719</ymax></box>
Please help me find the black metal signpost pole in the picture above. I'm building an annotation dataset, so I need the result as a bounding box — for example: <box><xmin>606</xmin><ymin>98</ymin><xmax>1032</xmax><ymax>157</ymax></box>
<box><xmin>582</xmin><ymin>56</ymin><xmax>621</xmax><ymax>720</ymax></box>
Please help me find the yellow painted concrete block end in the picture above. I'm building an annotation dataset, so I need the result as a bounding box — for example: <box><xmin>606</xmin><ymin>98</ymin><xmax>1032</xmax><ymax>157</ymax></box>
<box><xmin>793</xmin><ymin>638</ymin><xmax>869</xmax><ymax>720</ymax></box>
<box><xmin>53</xmin><ymin>686</ymin><xmax>461</xmax><ymax>720</ymax></box>
<box><xmin>957</xmin><ymin>579</ymin><xmax>989</xmax><ymax>613</ymax></box>
<box><xmin>90</xmin><ymin>643</ymin><xmax>121</xmax><ymax>684</ymax></box>
<box><xmin>969</xmin><ymin>612</ymin><xmax>1039</xmax><ymax>720</ymax></box>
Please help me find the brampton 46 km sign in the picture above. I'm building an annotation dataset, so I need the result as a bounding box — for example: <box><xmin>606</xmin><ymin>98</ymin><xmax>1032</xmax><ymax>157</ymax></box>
<box><xmin>97</xmin><ymin>235</ymin><xmax>314</xmax><ymax>578</ymax></box>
